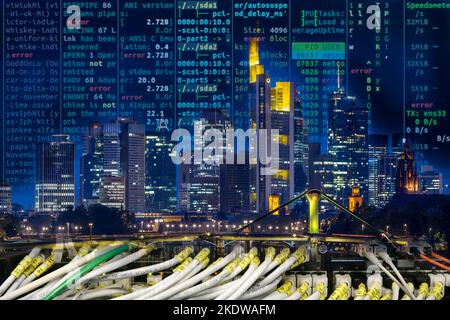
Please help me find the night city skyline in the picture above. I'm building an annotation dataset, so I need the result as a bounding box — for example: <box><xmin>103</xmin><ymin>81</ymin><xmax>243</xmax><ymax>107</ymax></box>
<box><xmin>1</xmin><ymin>33</ymin><xmax>447</xmax><ymax>214</ymax></box>
<box><xmin>0</xmin><ymin>0</ymin><xmax>448</xmax><ymax>215</ymax></box>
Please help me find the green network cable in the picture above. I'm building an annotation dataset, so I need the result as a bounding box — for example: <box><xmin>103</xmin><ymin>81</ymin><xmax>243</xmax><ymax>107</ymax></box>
<box><xmin>43</xmin><ymin>244</ymin><xmax>129</xmax><ymax>300</ymax></box>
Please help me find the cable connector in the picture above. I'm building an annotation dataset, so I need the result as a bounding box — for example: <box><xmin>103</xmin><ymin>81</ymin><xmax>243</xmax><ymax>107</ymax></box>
<box><xmin>296</xmin><ymin>274</ymin><xmax>313</xmax><ymax>296</ymax></box>
<box><xmin>312</xmin><ymin>273</ymin><xmax>328</xmax><ymax>298</ymax></box>
<box><xmin>429</xmin><ymin>273</ymin><xmax>446</xmax><ymax>289</ymax></box>
<box><xmin>367</xmin><ymin>272</ymin><xmax>383</xmax><ymax>291</ymax></box>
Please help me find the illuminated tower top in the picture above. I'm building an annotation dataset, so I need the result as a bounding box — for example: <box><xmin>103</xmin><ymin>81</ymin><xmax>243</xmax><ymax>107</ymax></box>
<box><xmin>249</xmin><ymin>38</ymin><xmax>264</xmax><ymax>84</ymax></box>
<box><xmin>271</xmin><ymin>82</ymin><xmax>292</xmax><ymax>112</ymax></box>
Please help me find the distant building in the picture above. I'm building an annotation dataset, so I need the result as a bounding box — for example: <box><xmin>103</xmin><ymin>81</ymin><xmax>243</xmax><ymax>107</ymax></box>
<box><xmin>177</xmin><ymin>110</ymin><xmax>231</xmax><ymax>214</ymax></box>
<box><xmin>396</xmin><ymin>142</ymin><xmax>419</xmax><ymax>194</ymax></box>
<box><xmin>80</xmin><ymin>122</ymin><xmax>103</xmax><ymax>207</ymax></box>
<box><xmin>419</xmin><ymin>166</ymin><xmax>443</xmax><ymax>195</ymax></box>
<box><xmin>219</xmin><ymin>156</ymin><xmax>250</xmax><ymax>215</ymax></box>
<box><xmin>121</xmin><ymin>121</ymin><xmax>146</xmax><ymax>214</ymax></box>
<box><xmin>145</xmin><ymin>134</ymin><xmax>176</xmax><ymax>213</ymax></box>
<box><xmin>35</xmin><ymin>135</ymin><xmax>75</xmax><ymax>213</ymax></box>
<box><xmin>368</xmin><ymin>135</ymin><xmax>389</xmax><ymax>207</ymax></box>
<box><xmin>376</xmin><ymin>154</ymin><xmax>398</xmax><ymax>207</ymax></box>
<box><xmin>102</xmin><ymin>122</ymin><xmax>121</xmax><ymax>177</ymax></box>
<box><xmin>0</xmin><ymin>180</ymin><xmax>12</xmax><ymax>215</ymax></box>
<box><xmin>99</xmin><ymin>176</ymin><xmax>125</xmax><ymax>210</ymax></box>
<box><xmin>80</xmin><ymin>118</ymin><xmax>146</xmax><ymax>214</ymax></box>
<box><xmin>308</xmin><ymin>143</ymin><xmax>334</xmax><ymax>210</ymax></box>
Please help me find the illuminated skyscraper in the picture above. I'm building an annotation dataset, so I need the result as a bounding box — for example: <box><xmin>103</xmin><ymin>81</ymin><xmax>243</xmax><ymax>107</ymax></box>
<box><xmin>80</xmin><ymin>122</ymin><xmax>103</xmax><ymax>207</ymax></box>
<box><xmin>80</xmin><ymin>119</ymin><xmax>146</xmax><ymax>213</ymax></box>
<box><xmin>35</xmin><ymin>135</ymin><xmax>75</xmax><ymax>214</ymax></box>
<box><xmin>145</xmin><ymin>133</ymin><xmax>176</xmax><ymax>213</ymax></box>
<box><xmin>328</xmin><ymin>90</ymin><xmax>350</xmax><ymax>201</ymax></box>
<box><xmin>249</xmin><ymin>39</ymin><xmax>298</xmax><ymax>214</ymax></box>
<box><xmin>328</xmin><ymin>90</ymin><xmax>369</xmax><ymax>205</ymax></box>
<box><xmin>102</xmin><ymin>122</ymin><xmax>121</xmax><ymax>177</ymax></box>
<box><xmin>249</xmin><ymin>70</ymin><xmax>272</xmax><ymax>214</ymax></box>
<box><xmin>270</xmin><ymin>82</ymin><xmax>295</xmax><ymax>212</ymax></box>
<box><xmin>177</xmin><ymin>110</ymin><xmax>231</xmax><ymax>214</ymax></box>
<box><xmin>308</xmin><ymin>143</ymin><xmax>334</xmax><ymax>210</ymax></box>
<box><xmin>368</xmin><ymin>135</ymin><xmax>388</xmax><ymax>207</ymax></box>
<box><xmin>367</xmin><ymin>135</ymin><xmax>399</xmax><ymax>208</ymax></box>
<box><xmin>374</xmin><ymin>154</ymin><xmax>397</xmax><ymax>208</ymax></box>
<box><xmin>249</xmin><ymin>38</ymin><xmax>265</xmax><ymax>84</ymax></box>
<box><xmin>120</xmin><ymin>121</ymin><xmax>146</xmax><ymax>214</ymax></box>
<box><xmin>294</xmin><ymin>93</ymin><xmax>308</xmax><ymax>194</ymax></box>
<box><xmin>346</xmin><ymin>104</ymin><xmax>369</xmax><ymax>197</ymax></box>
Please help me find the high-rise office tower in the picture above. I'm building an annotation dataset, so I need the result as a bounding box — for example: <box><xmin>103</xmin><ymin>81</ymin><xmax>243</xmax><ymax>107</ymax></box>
<box><xmin>377</xmin><ymin>154</ymin><xmax>398</xmax><ymax>207</ymax></box>
<box><xmin>294</xmin><ymin>92</ymin><xmax>308</xmax><ymax>194</ymax></box>
<box><xmin>80</xmin><ymin>122</ymin><xmax>103</xmax><ymax>207</ymax></box>
<box><xmin>145</xmin><ymin>133</ymin><xmax>176</xmax><ymax>213</ymax></box>
<box><xmin>270</xmin><ymin>82</ymin><xmax>295</xmax><ymax>212</ymax></box>
<box><xmin>35</xmin><ymin>135</ymin><xmax>75</xmax><ymax>214</ymax></box>
<box><xmin>102</xmin><ymin>122</ymin><xmax>121</xmax><ymax>177</ymax></box>
<box><xmin>368</xmin><ymin>134</ymin><xmax>404</xmax><ymax>208</ymax></box>
<box><xmin>328</xmin><ymin>89</ymin><xmax>369</xmax><ymax>205</ymax></box>
<box><xmin>308</xmin><ymin>143</ymin><xmax>335</xmax><ymax>210</ymax></box>
<box><xmin>0</xmin><ymin>180</ymin><xmax>12</xmax><ymax>215</ymax></box>
<box><xmin>368</xmin><ymin>135</ymin><xmax>389</xmax><ymax>207</ymax></box>
<box><xmin>120</xmin><ymin>121</ymin><xmax>146</xmax><ymax>214</ymax></box>
<box><xmin>177</xmin><ymin>110</ymin><xmax>231</xmax><ymax>214</ymax></box>
<box><xmin>328</xmin><ymin>89</ymin><xmax>350</xmax><ymax>202</ymax></box>
<box><xmin>249</xmin><ymin>38</ymin><xmax>272</xmax><ymax>214</ymax></box>
<box><xmin>346</xmin><ymin>102</ymin><xmax>369</xmax><ymax>199</ymax></box>
<box><xmin>219</xmin><ymin>153</ymin><xmax>250</xmax><ymax>215</ymax></box>
<box><xmin>249</xmin><ymin>39</ymin><xmax>300</xmax><ymax>214</ymax></box>
<box><xmin>249</xmin><ymin>72</ymin><xmax>272</xmax><ymax>213</ymax></box>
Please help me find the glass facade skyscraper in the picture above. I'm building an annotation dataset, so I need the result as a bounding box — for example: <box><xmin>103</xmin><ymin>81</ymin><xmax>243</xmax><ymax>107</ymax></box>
<box><xmin>35</xmin><ymin>135</ymin><xmax>75</xmax><ymax>213</ymax></box>
<box><xmin>328</xmin><ymin>90</ymin><xmax>369</xmax><ymax>205</ymax></box>
<box><xmin>145</xmin><ymin>133</ymin><xmax>176</xmax><ymax>213</ymax></box>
